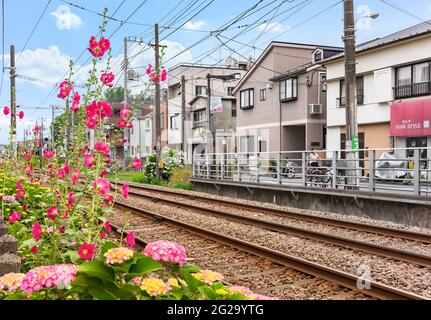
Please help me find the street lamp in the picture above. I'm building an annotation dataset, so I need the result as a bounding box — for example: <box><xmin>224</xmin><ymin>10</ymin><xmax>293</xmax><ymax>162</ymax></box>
<box><xmin>355</xmin><ymin>11</ymin><xmax>380</xmax><ymax>24</ymax></box>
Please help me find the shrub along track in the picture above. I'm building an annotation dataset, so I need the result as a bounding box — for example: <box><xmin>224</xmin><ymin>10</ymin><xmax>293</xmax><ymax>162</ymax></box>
<box><xmin>109</xmin><ymin>195</ymin><xmax>427</xmax><ymax>300</ymax></box>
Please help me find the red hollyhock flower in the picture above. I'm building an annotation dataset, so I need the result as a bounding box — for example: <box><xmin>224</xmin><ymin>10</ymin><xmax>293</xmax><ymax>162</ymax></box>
<box><xmin>3</xmin><ymin>106</ymin><xmax>10</xmax><ymax>116</ymax></box>
<box><xmin>77</xmin><ymin>243</ymin><xmax>95</xmax><ymax>260</ymax></box>
<box><xmin>118</xmin><ymin>119</ymin><xmax>127</xmax><ymax>128</ymax></box>
<box><xmin>57</xmin><ymin>80</ymin><xmax>72</xmax><ymax>99</ymax></box>
<box><xmin>31</xmin><ymin>246</ymin><xmax>38</xmax><ymax>254</ymax></box>
<box><xmin>18</xmin><ymin>111</ymin><xmax>24</xmax><ymax>120</ymax></box>
<box><xmin>161</xmin><ymin>69</ymin><xmax>167</xmax><ymax>81</ymax></box>
<box><xmin>103</xmin><ymin>220</ymin><xmax>112</xmax><ymax>232</ymax></box>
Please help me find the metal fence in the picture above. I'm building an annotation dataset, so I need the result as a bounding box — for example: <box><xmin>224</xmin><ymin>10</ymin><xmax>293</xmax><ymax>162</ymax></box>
<box><xmin>192</xmin><ymin>147</ymin><xmax>431</xmax><ymax>197</ymax></box>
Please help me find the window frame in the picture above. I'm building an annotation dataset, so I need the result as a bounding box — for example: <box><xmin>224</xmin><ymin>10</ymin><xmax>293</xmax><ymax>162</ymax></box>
<box><xmin>259</xmin><ymin>88</ymin><xmax>267</xmax><ymax>101</ymax></box>
<box><xmin>279</xmin><ymin>77</ymin><xmax>298</xmax><ymax>102</ymax></box>
<box><xmin>339</xmin><ymin>76</ymin><xmax>364</xmax><ymax>107</ymax></box>
<box><xmin>227</xmin><ymin>87</ymin><xmax>235</xmax><ymax>96</ymax></box>
<box><xmin>240</xmin><ymin>88</ymin><xmax>254</xmax><ymax>110</ymax></box>
<box><xmin>195</xmin><ymin>85</ymin><xmax>207</xmax><ymax>96</ymax></box>
<box><xmin>395</xmin><ymin>61</ymin><xmax>431</xmax><ymax>99</ymax></box>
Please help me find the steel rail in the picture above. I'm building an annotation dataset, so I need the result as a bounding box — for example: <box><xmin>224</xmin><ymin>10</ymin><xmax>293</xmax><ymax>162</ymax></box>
<box><xmin>114</xmin><ymin>186</ymin><xmax>431</xmax><ymax>268</ymax></box>
<box><xmin>112</xmin><ymin>200</ymin><xmax>428</xmax><ymax>300</ymax></box>
<box><xmin>112</xmin><ymin>180</ymin><xmax>431</xmax><ymax>244</ymax></box>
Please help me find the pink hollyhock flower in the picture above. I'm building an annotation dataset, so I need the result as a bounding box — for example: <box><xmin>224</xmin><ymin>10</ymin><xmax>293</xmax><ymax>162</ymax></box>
<box><xmin>88</xmin><ymin>36</ymin><xmax>110</xmax><ymax>57</ymax></box>
<box><xmin>125</xmin><ymin>232</ymin><xmax>135</xmax><ymax>247</ymax></box>
<box><xmin>81</xmin><ymin>145</ymin><xmax>89</xmax><ymax>155</ymax></box>
<box><xmin>93</xmin><ymin>178</ymin><xmax>110</xmax><ymax>196</ymax></box>
<box><xmin>24</xmin><ymin>152</ymin><xmax>33</xmax><ymax>161</ymax></box>
<box><xmin>57</xmin><ymin>169</ymin><xmax>65</xmax><ymax>179</ymax></box>
<box><xmin>161</xmin><ymin>69</ymin><xmax>167</xmax><ymax>81</ymax></box>
<box><xmin>32</xmin><ymin>223</ymin><xmax>43</xmax><ymax>241</ymax></box>
<box><xmin>31</xmin><ymin>246</ymin><xmax>38</xmax><ymax>254</ymax></box>
<box><xmin>142</xmin><ymin>240</ymin><xmax>187</xmax><ymax>266</ymax></box>
<box><xmin>104</xmin><ymin>157</ymin><xmax>112</xmax><ymax>165</ymax></box>
<box><xmin>118</xmin><ymin>119</ymin><xmax>127</xmax><ymax>128</ymax></box>
<box><xmin>20</xmin><ymin>264</ymin><xmax>78</xmax><ymax>294</ymax></box>
<box><xmin>3</xmin><ymin>106</ymin><xmax>10</xmax><ymax>116</ymax></box>
<box><xmin>132</xmin><ymin>158</ymin><xmax>142</xmax><ymax>169</ymax></box>
<box><xmin>101</xmin><ymin>220</ymin><xmax>112</xmax><ymax>232</ymax></box>
<box><xmin>67</xmin><ymin>192</ymin><xmax>74</xmax><ymax>206</ymax></box>
<box><xmin>126</xmin><ymin>121</ymin><xmax>133</xmax><ymax>129</ymax></box>
<box><xmin>146</xmin><ymin>65</ymin><xmax>153</xmax><ymax>75</ymax></box>
<box><xmin>63</xmin><ymin>162</ymin><xmax>70</xmax><ymax>175</ymax></box>
<box><xmin>104</xmin><ymin>195</ymin><xmax>114</xmax><ymax>204</ymax></box>
<box><xmin>71</xmin><ymin>168</ymin><xmax>81</xmax><ymax>185</ymax></box>
<box><xmin>8</xmin><ymin>211</ymin><xmax>21</xmax><ymax>224</ymax></box>
<box><xmin>85</xmin><ymin>116</ymin><xmax>98</xmax><ymax>129</ymax></box>
<box><xmin>120</xmin><ymin>105</ymin><xmax>131</xmax><ymax>119</ymax></box>
<box><xmin>84</xmin><ymin>153</ymin><xmax>96</xmax><ymax>168</ymax></box>
<box><xmin>95</xmin><ymin>141</ymin><xmax>110</xmax><ymax>156</ymax></box>
<box><xmin>100</xmin><ymin>72</ymin><xmax>115</xmax><ymax>87</ymax></box>
<box><xmin>77</xmin><ymin>243</ymin><xmax>95</xmax><ymax>260</ymax></box>
<box><xmin>59</xmin><ymin>226</ymin><xmax>65</xmax><ymax>234</ymax></box>
<box><xmin>121</xmin><ymin>183</ymin><xmax>129</xmax><ymax>199</ymax></box>
<box><xmin>71</xmin><ymin>92</ymin><xmax>81</xmax><ymax>112</ymax></box>
<box><xmin>57</xmin><ymin>81</ymin><xmax>72</xmax><ymax>99</ymax></box>
<box><xmin>47</xmin><ymin>206</ymin><xmax>60</xmax><ymax>221</ymax></box>
<box><xmin>44</xmin><ymin>150</ymin><xmax>55</xmax><ymax>159</ymax></box>
<box><xmin>100</xmin><ymin>231</ymin><xmax>107</xmax><ymax>239</ymax></box>
<box><xmin>18</xmin><ymin>111</ymin><xmax>24</xmax><ymax>120</ymax></box>
<box><xmin>100</xmin><ymin>169</ymin><xmax>107</xmax><ymax>178</ymax></box>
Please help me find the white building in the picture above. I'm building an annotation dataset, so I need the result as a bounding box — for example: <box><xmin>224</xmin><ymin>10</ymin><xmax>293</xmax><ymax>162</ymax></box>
<box><xmin>129</xmin><ymin>115</ymin><xmax>153</xmax><ymax>159</ymax></box>
<box><xmin>323</xmin><ymin>21</ymin><xmax>431</xmax><ymax>160</ymax></box>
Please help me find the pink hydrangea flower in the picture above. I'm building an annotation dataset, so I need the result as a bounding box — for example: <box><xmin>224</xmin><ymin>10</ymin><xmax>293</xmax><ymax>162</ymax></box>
<box><xmin>20</xmin><ymin>264</ymin><xmax>78</xmax><ymax>294</ymax></box>
<box><xmin>142</xmin><ymin>240</ymin><xmax>187</xmax><ymax>266</ymax></box>
<box><xmin>93</xmin><ymin>178</ymin><xmax>110</xmax><ymax>195</ymax></box>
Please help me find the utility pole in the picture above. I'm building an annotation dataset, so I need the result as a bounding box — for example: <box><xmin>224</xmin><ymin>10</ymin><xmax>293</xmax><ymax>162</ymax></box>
<box><xmin>154</xmin><ymin>23</ymin><xmax>162</xmax><ymax>177</ymax></box>
<box><xmin>343</xmin><ymin>0</ymin><xmax>358</xmax><ymax>187</ymax></box>
<box><xmin>9</xmin><ymin>45</ymin><xmax>16</xmax><ymax>157</ymax></box>
<box><xmin>123</xmin><ymin>37</ymin><xmax>129</xmax><ymax>160</ymax></box>
<box><xmin>206</xmin><ymin>74</ymin><xmax>212</xmax><ymax>154</ymax></box>
<box><xmin>181</xmin><ymin>75</ymin><xmax>186</xmax><ymax>157</ymax></box>
<box><xmin>39</xmin><ymin>118</ymin><xmax>44</xmax><ymax>168</ymax></box>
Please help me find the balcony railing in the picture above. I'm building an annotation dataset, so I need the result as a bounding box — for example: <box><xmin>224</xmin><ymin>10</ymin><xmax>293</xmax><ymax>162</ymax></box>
<box><xmin>192</xmin><ymin>121</ymin><xmax>206</xmax><ymax>129</ymax></box>
<box><xmin>394</xmin><ymin>82</ymin><xmax>431</xmax><ymax>99</ymax></box>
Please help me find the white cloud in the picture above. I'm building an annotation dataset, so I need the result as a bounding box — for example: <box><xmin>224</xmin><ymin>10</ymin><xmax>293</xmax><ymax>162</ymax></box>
<box><xmin>258</xmin><ymin>22</ymin><xmax>284</xmax><ymax>32</ymax></box>
<box><xmin>51</xmin><ymin>5</ymin><xmax>82</xmax><ymax>30</ymax></box>
<box><xmin>184</xmin><ymin>20</ymin><xmax>206</xmax><ymax>31</ymax></box>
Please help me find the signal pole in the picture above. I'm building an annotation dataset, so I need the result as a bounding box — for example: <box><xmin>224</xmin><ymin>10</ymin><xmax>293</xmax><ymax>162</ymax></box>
<box><xmin>9</xmin><ymin>45</ymin><xmax>16</xmax><ymax>157</ymax></box>
<box><xmin>181</xmin><ymin>75</ymin><xmax>186</xmax><ymax>158</ymax></box>
<box><xmin>343</xmin><ymin>0</ymin><xmax>358</xmax><ymax>187</ymax></box>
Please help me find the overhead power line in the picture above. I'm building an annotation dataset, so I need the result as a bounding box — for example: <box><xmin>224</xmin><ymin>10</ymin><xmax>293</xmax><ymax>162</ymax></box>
<box><xmin>379</xmin><ymin>0</ymin><xmax>431</xmax><ymax>26</ymax></box>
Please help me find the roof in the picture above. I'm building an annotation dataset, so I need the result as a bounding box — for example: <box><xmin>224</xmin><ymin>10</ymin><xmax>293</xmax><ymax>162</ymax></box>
<box><xmin>188</xmin><ymin>95</ymin><xmax>236</xmax><ymax>106</ymax></box>
<box><xmin>233</xmin><ymin>41</ymin><xmax>342</xmax><ymax>93</ymax></box>
<box><xmin>322</xmin><ymin>20</ymin><xmax>431</xmax><ymax>64</ymax></box>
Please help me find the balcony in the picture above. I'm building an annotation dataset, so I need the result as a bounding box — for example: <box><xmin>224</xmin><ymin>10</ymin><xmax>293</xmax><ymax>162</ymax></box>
<box><xmin>394</xmin><ymin>82</ymin><xmax>431</xmax><ymax>99</ymax></box>
<box><xmin>192</xmin><ymin>120</ymin><xmax>207</xmax><ymax>129</ymax></box>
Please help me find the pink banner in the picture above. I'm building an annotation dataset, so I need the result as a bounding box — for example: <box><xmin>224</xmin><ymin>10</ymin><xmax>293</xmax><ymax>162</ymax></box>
<box><xmin>390</xmin><ymin>100</ymin><xmax>431</xmax><ymax>137</ymax></box>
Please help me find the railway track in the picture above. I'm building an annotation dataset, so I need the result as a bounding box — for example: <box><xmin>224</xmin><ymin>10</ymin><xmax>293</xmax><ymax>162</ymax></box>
<box><xmin>110</xmin><ymin>197</ymin><xmax>427</xmax><ymax>300</ymax></box>
<box><xmin>111</xmin><ymin>181</ymin><xmax>431</xmax><ymax>269</ymax></box>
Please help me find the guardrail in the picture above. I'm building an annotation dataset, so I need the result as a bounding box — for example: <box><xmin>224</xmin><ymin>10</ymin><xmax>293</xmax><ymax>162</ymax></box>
<box><xmin>192</xmin><ymin>148</ymin><xmax>431</xmax><ymax>196</ymax></box>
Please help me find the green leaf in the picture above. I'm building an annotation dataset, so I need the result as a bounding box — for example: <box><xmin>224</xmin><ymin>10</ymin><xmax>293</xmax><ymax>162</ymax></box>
<box><xmin>128</xmin><ymin>256</ymin><xmax>161</xmax><ymax>276</ymax></box>
<box><xmin>198</xmin><ymin>285</ymin><xmax>217</xmax><ymax>300</ymax></box>
<box><xmin>181</xmin><ymin>264</ymin><xmax>200</xmax><ymax>273</ymax></box>
<box><xmin>67</xmin><ymin>250</ymin><xmax>81</xmax><ymax>263</ymax></box>
<box><xmin>78</xmin><ymin>261</ymin><xmax>115</xmax><ymax>281</ymax></box>
<box><xmin>100</xmin><ymin>241</ymin><xmax>117</xmax><ymax>256</ymax></box>
<box><xmin>20</xmin><ymin>238</ymin><xmax>37</xmax><ymax>248</ymax></box>
<box><xmin>88</xmin><ymin>280</ymin><xmax>135</xmax><ymax>300</ymax></box>
<box><xmin>180</xmin><ymin>269</ymin><xmax>200</xmax><ymax>292</ymax></box>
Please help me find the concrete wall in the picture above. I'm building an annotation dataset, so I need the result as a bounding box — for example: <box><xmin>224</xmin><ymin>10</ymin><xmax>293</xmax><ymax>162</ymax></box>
<box><xmin>0</xmin><ymin>223</ymin><xmax>20</xmax><ymax>276</ymax></box>
<box><xmin>191</xmin><ymin>179</ymin><xmax>431</xmax><ymax>229</ymax></box>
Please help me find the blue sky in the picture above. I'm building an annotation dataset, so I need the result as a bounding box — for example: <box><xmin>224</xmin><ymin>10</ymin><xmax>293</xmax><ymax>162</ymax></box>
<box><xmin>1</xmin><ymin>0</ymin><xmax>431</xmax><ymax>144</ymax></box>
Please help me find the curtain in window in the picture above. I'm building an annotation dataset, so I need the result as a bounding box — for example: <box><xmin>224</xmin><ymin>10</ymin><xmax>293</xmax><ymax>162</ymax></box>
<box><xmin>397</xmin><ymin>66</ymin><xmax>411</xmax><ymax>86</ymax></box>
<box><xmin>413</xmin><ymin>63</ymin><xmax>429</xmax><ymax>83</ymax></box>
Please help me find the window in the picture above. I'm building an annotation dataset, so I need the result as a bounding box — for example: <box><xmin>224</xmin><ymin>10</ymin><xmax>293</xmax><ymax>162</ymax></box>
<box><xmin>240</xmin><ymin>136</ymin><xmax>254</xmax><ymax>153</ymax></box>
<box><xmin>227</xmin><ymin>87</ymin><xmax>235</xmax><ymax>96</ymax></box>
<box><xmin>279</xmin><ymin>78</ymin><xmax>298</xmax><ymax>101</ymax></box>
<box><xmin>143</xmin><ymin>118</ymin><xmax>151</xmax><ymax>129</ymax></box>
<box><xmin>170</xmin><ymin>115</ymin><xmax>179</xmax><ymax>130</ymax></box>
<box><xmin>238</xmin><ymin>63</ymin><xmax>247</xmax><ymax>70</ymax></box>
<box><xmin>395</xmin><ymin>61</ymin><xmax>431</xmax><ymax>98</ymax></box>
<box><xmin>258</xmin><ymin>140</ymin><xmax>267</xmax><ymax>153</ymax></box>
<box><xmin>196</xmin><ymin>86</ymin><xmax>207</xmax><ymax>96</ymax></box>
<box><xmin>339</xmin><ymin>76</ymin><xmax>364</xmax><ymax>106</ymax></box>
<box><xmin>259</xmin><ymin>89</ymin><xmax>267</xmax><ymax>101</ymax></box>
<box><xmin>314</xmin><ymin>51</ymin><xmax>322</xmax><ymax>62</ymax></box>
<box><xmin>240</xmin><ymin>89</ymin><xmax>254</xmax><ymax>109</ymax></box>
<box><xmin>193</xmin><ymin>110</ymin><xmax>206</xmax><ymax>128</ymax></box>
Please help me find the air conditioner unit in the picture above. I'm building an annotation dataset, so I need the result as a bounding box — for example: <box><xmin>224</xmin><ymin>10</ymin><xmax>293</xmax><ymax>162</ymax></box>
<box><xmin>308</xmin><ymin>104</ymin><xmax>322</xmax><ymax>115</ymax></box>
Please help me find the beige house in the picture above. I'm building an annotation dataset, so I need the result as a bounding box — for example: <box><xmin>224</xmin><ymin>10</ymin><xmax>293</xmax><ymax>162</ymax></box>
<box><xmin>167</xmin><ymin>60</ymin><xmax>249</xmax><ymax>163</ymax></box>
<box><xmin>233</xmin><ymin>41</ymin><xmax>342</xmax><ymax>155</ymax></box>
